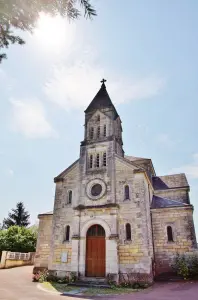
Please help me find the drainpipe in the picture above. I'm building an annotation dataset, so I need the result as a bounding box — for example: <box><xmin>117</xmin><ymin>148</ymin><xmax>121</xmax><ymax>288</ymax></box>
<box><xmin>149</xmin><ymin>184</ymin><xmax>156</xmax><ymax>279</ymax></box>
<box><xmin>78</xmin><ymin>211</ymin><xmax>81</xmax><ymax>279</ymax></box>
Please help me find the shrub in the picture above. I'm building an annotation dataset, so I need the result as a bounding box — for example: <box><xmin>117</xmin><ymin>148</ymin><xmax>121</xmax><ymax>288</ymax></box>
<box><xmin>172</xmin><ymin>253</ymin><xmax>198</xmax><ymax>280</ymax></box>
<box><xmin>70</xmin><ymin>272</ymin><xmax>77</xmax><ymax>282</ymax></box>
<box><xmin>32</xmin><ymin>269</ymin><xmax>49</xmax><ymax>282</ymax></box>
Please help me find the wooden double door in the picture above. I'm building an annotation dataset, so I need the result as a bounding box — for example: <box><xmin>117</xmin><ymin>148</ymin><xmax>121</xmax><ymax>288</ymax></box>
<box><xmin>85</xmin><ymin>224</ymin><xmax>106</xmax><ymax>277</ymax></box>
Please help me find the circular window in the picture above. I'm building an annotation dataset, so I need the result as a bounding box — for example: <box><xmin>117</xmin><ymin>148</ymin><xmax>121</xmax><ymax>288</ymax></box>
<box><xmin>91</xmin><ymin>184</ymin><xmax>102</xmax><ymax>196</ymax></box>
<box><xmin>86</xmin><ymin>179</ymin><xmax>106</xmax><ymax>200</ymax></box>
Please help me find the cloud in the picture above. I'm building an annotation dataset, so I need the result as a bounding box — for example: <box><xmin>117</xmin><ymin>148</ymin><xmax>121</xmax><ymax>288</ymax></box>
<box><xmin>9</xmin><ymin>98</ymin><xmax>57</xmax><ymax>139</ymax></box>
<box><xmin>44</xmin><ymin>58</ymin><xmax>164</xmax><ymax>111</ymax></box>
<box><xmin>40</xmin><ymin>14</ymin><xmax>165</xmax><ymax>111</ymax></box>
<box><xmin>170</xmin><ymin>153</ymin><xmax>198</xmax><ymax>179</ymax></box>
<box><xmin>6</xmin><ymin>169</ymin><xmax>14</xmax><ymax>177</ymax></box>
<box><xmin>157</xmin><ymin>133</ymin><xmax>176</xmax><ymax>148</ymax></box>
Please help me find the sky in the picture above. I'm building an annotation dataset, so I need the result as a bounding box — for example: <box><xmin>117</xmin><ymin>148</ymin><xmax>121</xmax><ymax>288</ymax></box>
<box><xmin>0</xmin><ymin>0</ymin><xmax>198</xmax><ymax>234</ymax></box>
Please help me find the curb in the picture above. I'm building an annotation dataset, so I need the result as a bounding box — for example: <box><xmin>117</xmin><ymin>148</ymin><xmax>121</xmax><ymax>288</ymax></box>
<box><xmin>37</xmin><ymin>283</ymin><xmax>60</xmax><ymax>295</ymax></box>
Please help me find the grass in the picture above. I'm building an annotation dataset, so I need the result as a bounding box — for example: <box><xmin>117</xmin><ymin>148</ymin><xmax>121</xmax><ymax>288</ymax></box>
<box><xmin>42</xmin><ymin>282</ymin><xmax>75</xmax><ymax>293</ymax></box>
<box><xmin>83</xmin><ymin>287</ymin><xmax>140</xmax><ymax>296</ymax></box>
<box><xmin>41</xmin><ymin>282</ymin><xmax>141</xmax><ymax>295</ymax></box>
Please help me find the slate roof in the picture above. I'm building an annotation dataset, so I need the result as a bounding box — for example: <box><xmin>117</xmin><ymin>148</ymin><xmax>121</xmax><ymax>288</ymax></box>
<box><xmin>85</xmin><ymin>82</ymin><xmax>119</xmax><ymax>118</ymax></box>
<box><xmin>153</xmin><ymin>174</ymin><xmax>189</xmax><ymax>190</ymax></box>
<box><xmin>125</xmin><ymin>155</ymin><xmax>150</xmax><ymax>161</ymax></box>
<box><xmin>151</xmin><ymin>195</ymin><xmax>189</xmax><ymax>209</ymax></box>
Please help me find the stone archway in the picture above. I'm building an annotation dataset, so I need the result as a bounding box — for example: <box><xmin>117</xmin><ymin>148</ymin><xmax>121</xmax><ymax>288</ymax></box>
<box><xmin>76</xmin><ymin>218</ymin><xmax>118</xmax><ymax>278</ymax></box>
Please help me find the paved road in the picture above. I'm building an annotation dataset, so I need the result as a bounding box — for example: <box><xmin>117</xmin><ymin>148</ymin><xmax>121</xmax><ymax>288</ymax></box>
<box><xmin>0</xmin><ymin>266</ymin><xmax>198</xmax><ymax>300</ymax></box>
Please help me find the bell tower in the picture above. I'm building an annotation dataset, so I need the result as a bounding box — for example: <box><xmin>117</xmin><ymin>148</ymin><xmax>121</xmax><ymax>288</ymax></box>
<box><xmin>81</xmin><ymin>79</ymin><xmax>124</xmax><ymax>157</ymax></box>
<box><xmin>79</xmin><ymin>80</ymin><xmax>124</xmax><ymax>204</ymax></box>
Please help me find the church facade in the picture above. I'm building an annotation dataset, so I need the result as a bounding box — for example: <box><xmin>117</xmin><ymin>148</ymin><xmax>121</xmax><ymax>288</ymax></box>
<box><xmin>34</xmin><ymin>81</ymin><xmax>197</xmax><ymax>283</ymax></box>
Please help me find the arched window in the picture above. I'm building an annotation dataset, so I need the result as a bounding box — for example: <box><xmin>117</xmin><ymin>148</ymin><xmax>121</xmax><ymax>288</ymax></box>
<box><xmin>104</xmin><ymin>125</ymin><xmax>106</xmax><ymax>137</ymax></box>
<box><xmin>89</xmin><ymin>155</ymin><xmax>93</xmax><ymax>168</ymax></box>
<box><xmin>126</xmin><ymin>223</ymin><xmax>131</xmax><ymax>241</ymax></box>
<box><xmin>90</xmin><ymin>127</ymin><xmax>94</xmax><ymax>139</ymax></box>
<box><xmin>97</xmin><ymin>126</ymin><xmax>100</xmax><ymax>138</ymax></box>
<box><xmin>103</xmin><ymin>152</ymin><xmax>107</xmax><ymax>166</ymax></box>
<box><xmin>124</xmin><ymin>185</ymin><xmax>130</xmax><ymax>200</ymax></box>
<box><xmin>65</xmin><ymin>225</ymin><xmax>70</xmax><ymax>241</ymax></box>
<box><xmin>97</xmin><ymin>115</ymin><xmax>100</xmax><ymax>122</ymax></box>
<box><xmin>68</xmin><ymin>190</ymin><xmax>72</xmax><ymax>204</ymax></box>
<box><xmin>167</xmin><ymin>226</ymin><xmax>174</xmax><ymax>242</ymax></box>
<box><xmin>96</xmin><ymin>153</ymin><xmax>100</xmax><ymax>168</ymax></box>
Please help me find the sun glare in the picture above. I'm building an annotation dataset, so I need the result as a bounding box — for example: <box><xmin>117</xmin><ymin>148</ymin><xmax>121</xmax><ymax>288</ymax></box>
<box><xmin>34</xmin><ymin>13</ymin><xmax>75</xmax><ymax>54</ymax></box>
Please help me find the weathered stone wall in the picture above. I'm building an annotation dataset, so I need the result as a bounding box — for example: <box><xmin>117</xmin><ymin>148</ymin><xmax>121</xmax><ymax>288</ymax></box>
<box><xmin>152</xmin><ymin>206</ymin><xmax>197</xmax><ymax>275</ymax></box>
<box><xmin>155</xmin><ymin>188</ymin><xmax>189</xmax><ymax>204</ymax></box>
<box><xmin>48</xmin><ymin>163</ymin><xmax>79</xmax><ymax>273</ymax></box>
<box><xmin>34</xmin><ymin>214</ymin><xmax>52</xmax><ymax>270</ymax></box>
<box><xmin>115</xmin><ymin>157</ymin><xmax>153</xmax><ymax>281</ymax></box>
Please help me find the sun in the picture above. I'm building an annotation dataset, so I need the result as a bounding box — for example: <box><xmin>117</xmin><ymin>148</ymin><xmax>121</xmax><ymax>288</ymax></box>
<box><xmin>33</xmin><ymin>13</ymin><xmax>75</xmax><ymax>53</ymax></box>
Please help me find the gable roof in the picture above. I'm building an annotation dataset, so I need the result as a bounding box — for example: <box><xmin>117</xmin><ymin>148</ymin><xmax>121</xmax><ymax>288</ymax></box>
<box><xmin>151</xmin><ymin>195</ymin><xmax>189</xmax><ymax>209</ymax></box>
<box><xmin>85</xmin><ymin>82</ymin><xmax>118</xmax><ymax>118</ymax></box>
<box><xmin>153</xmin><ymin>173</ymin><xmax>189</xmax><ymax>190</ymax></box>
<box><xmin>54</xmin><ymin>159</ymin><xmax>79</xmax><ymax>183</ymax></box>
<box><xmin>125</xmin><ymin>155</ymin><xmax>156</xmax><ymax>178</ymax></box>
<box><xmin>125</xmin><ymin>155</ymin><xmax>150</xmax><ymax>161</ymax></box>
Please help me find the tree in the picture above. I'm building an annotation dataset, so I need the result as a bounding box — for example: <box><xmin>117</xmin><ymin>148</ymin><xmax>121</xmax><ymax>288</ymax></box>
<box><xmin>3</xmin><ymin>202</ymin><xmax>30</xmax><ymax>229</ymax></box>
<box><xmin>0</xmin><ymin>0</ymin><xmax>96</xmax><ymax>62</ymax></box>
<box><xmin>0</xmin><ymin>226</ymin><xmax>37</xmax><ymax>252</ymax></box>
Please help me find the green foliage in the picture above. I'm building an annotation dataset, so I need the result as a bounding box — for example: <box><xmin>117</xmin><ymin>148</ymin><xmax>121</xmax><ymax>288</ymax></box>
<box><xmin>0</xmin><ymin>225</ymin><xmax>37</xmax><ymax>253</ymax></box>
<box><xmin>3</xmin><ymin>202</ymin><xmax>30</xmax><ymax>229</ymax></box>
<box><xmin>0</xmin><ymin>0</ymin><xmax>96</xmax><ymax>62</ymax></box>
<box><xmin>172</xmin><ymin>253</ymin><xmax>198</xmax><ymax>280</ymax></box>
<box><xmin>70</xmin><ymin>271</ymin><xmax>77</xmax><ymax>282</ymax></box>
<box><xmin>33</xmin><ymin>269</ymin><xmax>49</xmax><ymax>282</ymax></box>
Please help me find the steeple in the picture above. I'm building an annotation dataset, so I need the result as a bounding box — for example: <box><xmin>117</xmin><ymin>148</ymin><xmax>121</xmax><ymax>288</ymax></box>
<box><xmin>85</xmin><ymin>79</ymin><xmax>118</xmax><ymax>118</ymax></box>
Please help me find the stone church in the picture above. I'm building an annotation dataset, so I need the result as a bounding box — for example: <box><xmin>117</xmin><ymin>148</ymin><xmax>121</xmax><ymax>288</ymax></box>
<box><xmin>34</xmin><ymin>80</ymin><xmax>197</xmax><ymax>283</ymax></box>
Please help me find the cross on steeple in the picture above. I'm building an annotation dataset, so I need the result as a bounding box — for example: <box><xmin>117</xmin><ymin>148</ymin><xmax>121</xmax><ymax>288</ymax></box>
<box><xmin>100</xmin><ymin>78</ymin><xmax>107</xmax><ymax>85</ymax></box>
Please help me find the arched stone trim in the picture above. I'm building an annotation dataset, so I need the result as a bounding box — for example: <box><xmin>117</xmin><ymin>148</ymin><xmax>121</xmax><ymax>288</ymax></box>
<box><xmin>71</xmin><ymin>218</ymin><xmax>118</xmax><ymax>277</ymax></box>
<box><xmin>81</xmin><ymin>218</ymin><xmax>111</xmax><ymax>238</ymax></box>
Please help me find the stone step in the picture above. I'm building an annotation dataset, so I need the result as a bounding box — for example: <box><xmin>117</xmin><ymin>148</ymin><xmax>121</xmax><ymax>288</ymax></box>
<box><xmin>80</xmin><ymin>277</ymin><xmax>107</xmax><ymax>283</ymax></box>
<box><xmin>68</xmin><ymin>279</ymin><xmax>110</xmax><ymax>289</ymax></box>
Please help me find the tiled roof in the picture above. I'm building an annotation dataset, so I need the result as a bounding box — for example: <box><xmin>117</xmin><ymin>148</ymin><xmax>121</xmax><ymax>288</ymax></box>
<box><xmin>38</xmin><ymin>211</ymin><xmax>53</xmax><ymax>216</ymax></box>
<box><xmin>85</xmin><ymin>82</ymin><xmax>118</xmax><ymax>118</ymax></box>
<box><xmin>151</xmin><ymin>195</ymin><xmax>188</xmax><ymax>209</ymax></box>
<box><xmin>153</xmin><ymin>174</ymin><xmax>189</xmax><ymax>190</ymax></box>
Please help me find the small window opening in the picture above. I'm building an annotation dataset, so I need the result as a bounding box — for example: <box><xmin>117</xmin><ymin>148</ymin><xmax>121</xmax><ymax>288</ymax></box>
<box><xmin>89</xmin><ymin>155</ymin><xmax>93</xmax><ymax>168</ymax></box>
<box><xmin>103</xmin><ymin>152</ymin><xmax>107</xmax><ymax>166</ymax></box>
<box><xmin>65</xmin><ymin>225</ymin><xmax>70</xmax><ymax>241</ymax></box>
<box><xmin>167</xmin><ymin>226</ymin><xmax>174</xmax><ymax>242</ymax></box>
<box><xmin>90</xmin><ymin>127</ymin><xmax>94</xmax><ymax>139</ymax></box>
<box><xmin>96</xmin><ymin>153</ymin><xmax>100</xmax><ymax>168</ymax></box>
<box><xmin>97</xmin><ymin>126</ymin><xmax>100</xmax><ymax>138</ymax></box>
<box><xmin>68</xmin><ymin>190</ymin><xmax>72</xmax><ymax>204</ymax></box>
<box><xmin>124</xmin><ymin>185</ymin><xmax>130</xmax><ymax>200</ymax></box>
<box><xmin>126</xmin><ymin>223</ymin><xmax>131</xmax><ymax>240</ymax></box>
<box><xmin>104</xmin><ymin>125</ymin><xmax>106</xmax><ymax>137</ymax></box>
<box><xmin>97</xmin><ymin>115</ymin><xmax>100</xmax><ymax>122</ymax></box>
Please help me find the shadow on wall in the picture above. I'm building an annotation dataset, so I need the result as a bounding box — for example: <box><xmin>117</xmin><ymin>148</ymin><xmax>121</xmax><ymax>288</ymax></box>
<box><xmin>0</xmin><ymin>251</ymin><xmax>35</xmax><ymax>269</ymax></box>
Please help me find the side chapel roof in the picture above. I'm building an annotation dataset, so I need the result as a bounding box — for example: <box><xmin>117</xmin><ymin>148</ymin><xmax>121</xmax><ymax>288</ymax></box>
<box><xmin>152</xmin><ymin>174</ymin><xmax>189</xmax><ymax>190</ymax></box>
<box><xmin>151</xmin><ymin>195</ymin><xmax>189</xmax><ymax>209</ymax></box>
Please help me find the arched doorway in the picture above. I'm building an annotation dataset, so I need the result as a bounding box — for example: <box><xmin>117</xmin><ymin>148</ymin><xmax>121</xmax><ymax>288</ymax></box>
<box><xmin>85</xmin><ymin>224</ymin><xmax>106</xmax><ymax>277</ymax></box>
